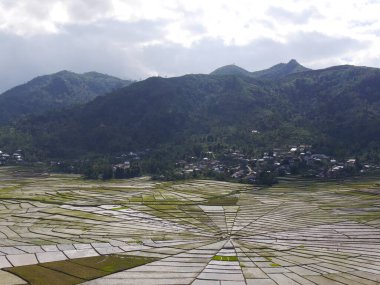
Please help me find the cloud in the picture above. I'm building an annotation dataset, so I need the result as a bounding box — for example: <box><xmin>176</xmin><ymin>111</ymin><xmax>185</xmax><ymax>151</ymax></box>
<box><xmin>285</xmin><ymin>32</ymin><xmax>366</xmax><ymax>60</ymax></box>
<box><xmin>62</xmin><ymin>19</ymin><xmax>167</xmax><ymax>44</ymax></box>
<box><xmin>138</xmin><ymin>32</ymin><xmax>366</xmax><ymax>76</ymax></box>
<box><xmin>0</xmin><ymin>0</ymin><xmax>379</xmax><ymax>92</ymax></box>
<box><xmin>266</xmin><ymin>6</ymin><xmax>321</xmax><ymax>24</ymax></box>
<box><xmin>0</xmin><ymin>19</ymin><xmax>168</xmax><ymax>91</ymax></box>
<box><xmin>0</xmin><ymin>22</ymin><xmax>370</xmax><ymax>93</ymax></box>
<box><xmin>65</xmin><ymin>0</ymin><xmax>113</xmax><ymax>22</ymax></box>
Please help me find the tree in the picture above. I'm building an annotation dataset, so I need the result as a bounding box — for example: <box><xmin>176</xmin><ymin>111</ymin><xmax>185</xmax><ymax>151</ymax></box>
<box><xmin>258</xmin><ymin>170</ymin><xmax>277</xmax><ymax>186</ymax></box>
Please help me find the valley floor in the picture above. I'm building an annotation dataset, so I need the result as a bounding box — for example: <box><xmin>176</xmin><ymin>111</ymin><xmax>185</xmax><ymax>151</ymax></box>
<box><xmin>0</xmin><ymin>166</ymin><xmax>380</xmax><ymax>284</ymax></box>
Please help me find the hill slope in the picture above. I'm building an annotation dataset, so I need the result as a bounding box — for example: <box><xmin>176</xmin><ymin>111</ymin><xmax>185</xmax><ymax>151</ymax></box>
<box><xmin>0</xmin><ymin>71</ymin><xmax>131</xmax><ymax>124</ymax></box>
<box><xmin>9</xmin><ymin>64</ymin><xmax>380</xmax><ymax>160</ymax></box>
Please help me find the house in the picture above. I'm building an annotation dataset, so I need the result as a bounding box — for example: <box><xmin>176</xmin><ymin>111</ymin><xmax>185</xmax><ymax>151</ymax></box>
<box><xmin>346</xmin><ymin>159</ymin><xmax>356</xmax><ymax>166</ymax></box>
<box><xmin>290</xmin><ymin>147</ymin><xmax>298</xmax><ymax>153</ymax></box>
<box><xmin>312</xmin><ymin>154</ymin><xmax>329</xmax><ymax>161</ymax></box>
<box><xmin>13</xmin><ymin>153</ymin><xmax>23</xmax><ymax>161</ymax></box>
<box><xmin>176</xmin><ymin>160</ymin><xmax>186</xmax><ymax>167</ymax></box>
<box><xmin>113</xmin><ymin>161</ymin><xmax>130</xmax><ymax>171</ymax></box>
<box><xmin>2</xmin><ymin>153</ymin><xmax>10</xmax><ymax>160</ymax></box>
<box><xmin>231</xmin><ymin>170</ymin><xmax>245</xmax><ymax>179</ymax></box>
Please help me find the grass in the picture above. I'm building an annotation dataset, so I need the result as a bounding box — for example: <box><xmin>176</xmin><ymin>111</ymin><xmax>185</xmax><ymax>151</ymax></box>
<box><xmin>212</xmin><ymin>255</ymin><xmax>238</xmax><ymax>261</ymax></box>
<box><xmin>206</xmin><ymin>196</ymin><xmax>238</xmax><ymax>206</ymax></box>
<box><xmin>5</xmin><ymin>265</ymin><xmax>83</xmax><ymax>285</ymax></box>
<box><xmin>4</xmin><ymin>254</ymin><xmax>158</xmax><ymax>285</ymax></box>
<box><xmin>41</xmin><ymin>208</ymin><xmax>119</xmax><ymax>222</ymax></box>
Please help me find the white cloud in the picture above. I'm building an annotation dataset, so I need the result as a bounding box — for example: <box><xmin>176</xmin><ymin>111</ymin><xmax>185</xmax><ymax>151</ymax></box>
<box><xmin>0</xmin><ymin>0</ymin><xmax>380</xmax><ymax>91</ymax></box>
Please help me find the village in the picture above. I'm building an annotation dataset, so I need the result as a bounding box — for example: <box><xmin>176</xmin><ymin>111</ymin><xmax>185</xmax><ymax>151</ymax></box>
<box><xmin>0</xmin><ymin>145</ymin><xmax>378</xmax><ymax>185</ymax></box>
<box><xmin>171</xmin><ymin>144</ymin><xmax>378</xmax><ymax>184</ymax></box>
<box><xmin>0</xmin><ymin>149</ymin><xmax>24</xmax><ymax>165</ymax></box>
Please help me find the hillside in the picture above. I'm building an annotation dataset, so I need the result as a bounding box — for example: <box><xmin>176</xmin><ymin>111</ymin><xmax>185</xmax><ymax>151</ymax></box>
<box><xmin>4</xmin><ymin>64</ymin><xmax>379</xmax><ymax>162</ymax></box>
<box><xmin>0</xmin><ymin>70</ymin><xmax>131</xmax><ymax>124</ymax></box>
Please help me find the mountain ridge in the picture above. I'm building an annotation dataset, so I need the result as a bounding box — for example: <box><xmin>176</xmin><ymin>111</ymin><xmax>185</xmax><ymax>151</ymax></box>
<box><xmin>3</xmin><ymin>63</ymin><xmax>378</xmax><ymax>163</ymax></box>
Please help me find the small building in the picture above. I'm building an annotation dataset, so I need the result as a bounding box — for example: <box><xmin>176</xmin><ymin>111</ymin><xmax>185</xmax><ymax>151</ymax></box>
<box><xmin>346</xmin><ymin>159</ymin><xmax>356</xmax><ymax>166</ymax></box>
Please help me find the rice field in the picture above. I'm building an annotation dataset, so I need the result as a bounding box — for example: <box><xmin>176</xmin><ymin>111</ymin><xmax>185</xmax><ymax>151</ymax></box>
<box><xmin>1</xmin><ymin>166</ymin><xmax>380</xmax><ymax>284</ymax></box>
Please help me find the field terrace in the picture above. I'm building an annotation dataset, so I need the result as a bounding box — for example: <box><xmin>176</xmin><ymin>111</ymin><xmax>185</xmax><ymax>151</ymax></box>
<box><xmin>0</xmin><ymin>167</ymin><xmax>380</xmax><ymax>284</ymax></box>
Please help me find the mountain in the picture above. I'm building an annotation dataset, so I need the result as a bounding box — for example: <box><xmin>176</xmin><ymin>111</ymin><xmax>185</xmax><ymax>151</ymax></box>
<box><xmin>210</xmin><ymin>65</ymin><xmax>251</xmax><ymax>77</ymax></box>
<box><xmin>210</xmin><ymin>59</ymin><xmax>311</xmax><ymax>79</ymax></box>
<box><xmin>0</xmin><ymin>70</ymin><xmax>132</xmax><ymax>124</ymax></box>
<box><xmin>251</xmin><ymin>59</ymin><xmax>311</xmax><ymax>79</ymax></box>
<box><xmin>7</xmin><ymin>64</ymin><xmax>380</xmax><ymax>162</ymax></box>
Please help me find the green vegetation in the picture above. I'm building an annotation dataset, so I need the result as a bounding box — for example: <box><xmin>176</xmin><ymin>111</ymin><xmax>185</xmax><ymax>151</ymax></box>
<box><xmin>4</xmin><ymin>254</ymin><xmax>157</xmax><ymax>285</ymax></box>
<box><xmin>206</xmin><ymin>195</ymin><xmax>238</xmax><ymax>206</ymax></box>
<box><xmin>212</xmin><ymin>255</ymin><xmax>239</xmax><ymax>261</ymax></box>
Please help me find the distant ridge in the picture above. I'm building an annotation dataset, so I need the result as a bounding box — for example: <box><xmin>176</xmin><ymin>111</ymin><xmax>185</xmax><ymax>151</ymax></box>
<box><xmin>210</xmin><ymin>59</ymin><xmax>311</xmax><ymax>79</ymax></box>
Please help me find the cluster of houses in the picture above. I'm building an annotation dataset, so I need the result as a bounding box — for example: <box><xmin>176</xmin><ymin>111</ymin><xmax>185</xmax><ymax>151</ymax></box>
<box><xmin>0</xmin><ymin>149</ymin><xmax>24</xmax><ymax>165</ymax></box>
<box><xmin>112</xmin><ymin>151</ymin><xmax>145</xmax><ymax>170</ymax></box>
<box><xmin>174</xmin><ymin>145</ymin><xmax>377</xmax><ymax>183</ymax></box>
<box><xmin>3</xmin><ymin>146</ymin><xmax>377</xmax><ymax>183</ymax></box>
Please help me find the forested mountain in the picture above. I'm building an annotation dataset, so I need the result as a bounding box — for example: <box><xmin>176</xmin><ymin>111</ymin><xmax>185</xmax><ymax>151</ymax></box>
<box><xmin>210</xmin><ymin>59</ymin><xmax>311</xmax><ymax>79</ymax></box>
<box><xmin>3</xmin><ymin>62</ymin><xmax>379</xmax><ymax>162</ymax></box>
<box><xmin>0</xmin><ymin>71</ymin><xmax>131</xmax><ymax>124</ymax></box>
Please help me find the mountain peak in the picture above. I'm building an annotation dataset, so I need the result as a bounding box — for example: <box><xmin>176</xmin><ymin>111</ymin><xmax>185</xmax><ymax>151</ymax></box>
<box><xmin>286</xmin><ymin>59</ymin><xmax>305</xmax><ymax>69</ymax></box>
<box><xmin>210</xmin><ymin>64</ymin><xmax>251</xmax><ymax>77</ymax></box>
<box><xmin>288</xmin><ymin>59</ymin><xmax>299</xmax><ymax>65</ymax></box>
<box><xmin>283</xmin><ymin>59</ymin><xmax>309</xmax><ymax>72</ymax></box>
<box><xmin>210</xmin><ymin>60</ymin><xmax>310</xmax><ymax>80</ymax></box>
<box><xmin>54</xmin><ymin>70</ymin><xmax>75</xmax><ymax>76</ymax></box>
<box><xmin>251</xmin><ymin>59</ymin><xmax>311</xmax><ymax>79</ymax></box>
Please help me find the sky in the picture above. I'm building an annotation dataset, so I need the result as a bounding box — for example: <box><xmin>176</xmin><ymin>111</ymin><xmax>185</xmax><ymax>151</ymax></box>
<box><xmin>1</xmin><ymin>0</ymin><xmax>380</xmax><ymax>92</ymax></box>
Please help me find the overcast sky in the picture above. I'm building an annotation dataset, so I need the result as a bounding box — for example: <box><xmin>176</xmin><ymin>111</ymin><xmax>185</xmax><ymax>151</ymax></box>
<box><xmin>1</xmin><ymin>0</ymin><xmax>380</xmax><ymax>92</ymax></box>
